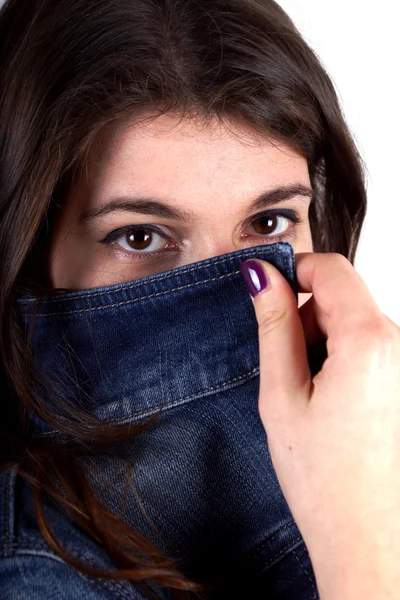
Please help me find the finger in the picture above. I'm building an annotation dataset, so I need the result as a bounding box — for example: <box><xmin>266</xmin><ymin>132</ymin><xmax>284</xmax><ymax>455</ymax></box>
<box><xmin>240</xmin><ymin>258</ymin><xmax>312</xmax><ymax>421</ymax></box>
<box><xmin>294</xmin><ymin>252</ymin><xmax>382</xmax><ymax>353</ymax></box>
<box><xmin>298</xmin><ymin>294</ymin><xmax>327</xmax><ymax>347</ymax></box>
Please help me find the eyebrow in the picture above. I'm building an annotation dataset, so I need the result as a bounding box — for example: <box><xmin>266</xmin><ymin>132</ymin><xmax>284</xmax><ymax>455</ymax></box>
<box><xmin>81</xmin><ymin>183</ymin><xmax>314</xmax><ymax>224</ymax></box>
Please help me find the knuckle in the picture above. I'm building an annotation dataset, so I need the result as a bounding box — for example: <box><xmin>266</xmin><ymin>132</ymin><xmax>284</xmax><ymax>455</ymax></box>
<box><xmin>356</xmin><ymin>315</ymin><xmax>399</xmax><ymax>354</ymax></box>
<box><xmin>326</xmin><ymin>252</ymin><xmax>351</xmax><ymax>270</ymax></box>
<box><xmin>257</xmin><ymin>306</ymin><xmax>290</xmax><ymax>336</ymax></box>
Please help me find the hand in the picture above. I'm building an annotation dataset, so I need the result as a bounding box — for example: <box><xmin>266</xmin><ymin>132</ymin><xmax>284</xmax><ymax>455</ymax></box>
<box><xmin>240</xmin><ymin>253</ymin><xmax>400</xmax><ymax>600</ymax></box>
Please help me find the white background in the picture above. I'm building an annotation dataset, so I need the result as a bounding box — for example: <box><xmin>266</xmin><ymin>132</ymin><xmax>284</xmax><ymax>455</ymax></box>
<box><xmin>277</xmin><ymin>0</ymin><xmax>400</xmax><ymax>324</ymax></box>
<box><xmin>1</xmin><ymin>0</ymin><xmax>399</xmax><ymax>322</ymax></box>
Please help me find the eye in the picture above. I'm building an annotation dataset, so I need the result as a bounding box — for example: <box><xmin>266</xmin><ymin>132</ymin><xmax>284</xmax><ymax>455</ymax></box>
<box><xmin>100</xmin><ymin>225</ymin><xmax>176</xmax><ymax>257</ymax></box>
<box><xmin>117</xmin><ymin>228</ymin><xmax>165</xmax><ymax>253</ymax></box>
<box><xmin>99</xmin><ymin>209</ymin><xmax>303</xmax><ymax>259</ymax></box>
<box><xmin>252</xmin><ymin>213</ymin><xmax>288</xmax><ymax>236</ymax></box>
<box><xmin>247</xmin><ymin>209</ymin><xmax>302</xmax><ymax>239</ymax></box>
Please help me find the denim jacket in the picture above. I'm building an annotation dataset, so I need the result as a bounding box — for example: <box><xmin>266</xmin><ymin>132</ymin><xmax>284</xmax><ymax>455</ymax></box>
<box><xmin>0</xmin><ymin>242</ymin><xmax>327</xmax><ymax>599</ymax></box>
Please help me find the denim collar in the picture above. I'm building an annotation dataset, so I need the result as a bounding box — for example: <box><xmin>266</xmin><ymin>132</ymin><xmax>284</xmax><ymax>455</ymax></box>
<box><xmin>17</xmin><ymin>242</ymin><xmax>326</xmax><ymax>437</ymax></box>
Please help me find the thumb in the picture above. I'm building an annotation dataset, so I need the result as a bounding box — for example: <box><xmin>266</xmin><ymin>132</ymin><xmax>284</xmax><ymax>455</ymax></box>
<box><xmin>239</xmin><ymin>258</ymin><xmax>312</xmax><ymax>423</ymax></box>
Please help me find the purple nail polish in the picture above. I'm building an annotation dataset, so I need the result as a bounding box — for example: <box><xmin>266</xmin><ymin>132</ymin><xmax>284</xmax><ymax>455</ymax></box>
<box><xmin>240</xmin><ymin>260</ymin><xmax>269</xmax><ymax>297</ymax></box>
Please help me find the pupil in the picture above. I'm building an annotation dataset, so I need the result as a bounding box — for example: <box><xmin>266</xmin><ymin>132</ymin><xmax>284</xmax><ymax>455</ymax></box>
<box><xmin>127</xmin><ymin>229</ymin><xmax>151</xmax><ymax>250</ymax></box>
<box><xmin>254</xmin><ymin>215</ymin><xmax>276</xmax><ymax>235</ymax></box>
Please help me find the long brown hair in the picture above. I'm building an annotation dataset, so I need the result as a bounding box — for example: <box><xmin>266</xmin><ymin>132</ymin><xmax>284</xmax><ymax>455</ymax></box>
<box><xmin>0</xmin><ymin>0</ymin><xmax>367</xmax><ymax>597</ymax></box>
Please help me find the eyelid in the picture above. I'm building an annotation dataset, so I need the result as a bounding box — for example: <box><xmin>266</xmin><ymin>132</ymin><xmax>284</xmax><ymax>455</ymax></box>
<box><xmin>99</xmin><ymin>208</ymin><xmax>303</xmax><ymax>249</ymax></box>
<box><xmin>99</xmin><ymin>223</ymin><xmax>171</xmax><ymax>245</ymax></box>
<box><xmin>246</xmin><ymin>207</ymin><xmax>302</xmax><ymax>225</ymax></box>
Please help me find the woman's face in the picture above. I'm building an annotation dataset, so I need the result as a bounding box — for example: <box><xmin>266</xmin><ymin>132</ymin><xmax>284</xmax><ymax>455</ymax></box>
<box><xmin>50</xmin><ymin>112</ymin><xmax>314</xmax><ymax>307</ymax></box>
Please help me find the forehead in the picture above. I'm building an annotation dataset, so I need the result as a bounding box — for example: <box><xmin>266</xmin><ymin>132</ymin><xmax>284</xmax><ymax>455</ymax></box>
<box><xmin>74</xmin><ymin>112</ymin><xmax>310</xmax><ymax>215</ymax></box>
<box><xmin>89</xmin><ymin>111</ymin><xmax>307</xmax><ymax>173</ymax></box>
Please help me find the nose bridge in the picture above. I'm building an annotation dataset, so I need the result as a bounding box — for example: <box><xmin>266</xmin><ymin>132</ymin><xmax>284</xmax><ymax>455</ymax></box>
<box><xmin>189</xmin><ymin>243</ymin><xmax>238</xmax><ymax>264</ymax></box>
<box><xmin>188</xmin><ymin>227</ymin><xmax>240</xmax><ymax>264</ymax></box>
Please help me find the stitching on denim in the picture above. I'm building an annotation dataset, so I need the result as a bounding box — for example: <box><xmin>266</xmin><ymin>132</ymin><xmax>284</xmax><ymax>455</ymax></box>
<box><xmin>4</xmin><ymin>545</ymin><xmax>158</xmax><ymax>598</ymax></box>
<box><xmin>253</xmin><ymin>535</ymin><xmax>303</xmax><ymax>572</ymax></box>
<box><xmin>34</xmin><ymin>364</ymin><xmax>260</xmax><ymax>438</ymax></box>
<box><xmin>6</xmin><ymin>540</ymin><xmax>100</xmax><ymax>563</ymax></box>
<box><xmin>2</xmin><ymin>472</ymin><xmax>10</xmax><ymax>557</ymax></box>
<box><xmin>22</xmin><ymin>269</ymin><xmax>239</xmax><ymax>317</ymax></box>
<box><xmin>292</xmin><ymin>549</ymin><xmax>319</xmax><ymax>599</ymax></box>
<box><xmin>0</xmin><ymin>549</ymin><xmax>66</xmax><ymax>561</ymax></box>
<box><xmin>19</xmin><ymin>245</ymin><xmax>292</xmax><ymax>307</ymax></box>
<box><xmin>0</xmin><ymin>548</ymin><xmax>122</xmax><ymax>597</ymax></box>
<box><xmin>242</xmin><ymin>521</ymin><xmax>295</xmax><ymax>557</ymax></box>
<box><xmin>1</xmin><ymin>537</ymin><xmax>51</xmax><ymax>547</ymax></box>
<box><xmin>102</xmin><ymin>364</ymin><xmax>261</xmax><ymax>426</ymax></box>
<box><xmin>14</xmin><ymin>538</ymin><xmax>114</xmax><ymax>566</ymax></box>
<box><xmin>96</xmin><ymin>363</ymin><xmax>260</xmax><ymax>411</ymax></box>
<box><xmin>1</xmin><ymin>469</ymin><xmax>18</xmax><ymax>558</ymax></box>
<box><xmin>22</xmin><ymin>251</ymin><xmax>293</xmax><ymax>318</ymax></box>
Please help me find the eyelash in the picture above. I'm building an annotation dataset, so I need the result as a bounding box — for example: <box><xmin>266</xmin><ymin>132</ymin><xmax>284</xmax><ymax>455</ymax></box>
<box><xmin>99</xmin><ymin>209</ymin><xmax>303</xmax><ymax>260</ymax></box>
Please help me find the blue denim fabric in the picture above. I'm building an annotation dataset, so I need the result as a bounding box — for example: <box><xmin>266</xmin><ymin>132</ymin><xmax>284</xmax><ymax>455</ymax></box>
<box><xmin>1</xmin><ymin>241</ymin><xmax>327</xmax><ymax>599</ymax></box>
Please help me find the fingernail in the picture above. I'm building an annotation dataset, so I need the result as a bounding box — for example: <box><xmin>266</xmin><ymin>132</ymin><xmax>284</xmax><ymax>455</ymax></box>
<box><xmin>240</xmin><ymin>260</ymin><xmax>269</xmax><ymax>297</ymax></box>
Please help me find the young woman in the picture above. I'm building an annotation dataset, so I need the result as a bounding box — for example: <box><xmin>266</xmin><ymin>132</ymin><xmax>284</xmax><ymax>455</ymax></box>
<box><xmin>2</xmin><ymin>0</ymin><xmax>400</xmax><ymax>598</ymax></box>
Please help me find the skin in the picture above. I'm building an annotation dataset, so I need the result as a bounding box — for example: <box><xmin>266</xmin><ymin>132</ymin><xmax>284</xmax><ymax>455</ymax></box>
<box><xmin>50</xmin><ymin>112</ymin><xmax>314</xmax><ymax>307</ymax></box>
<box><xmin>250</xmin><ymin>253</ymin><xmax>400</xmax><ymax>598</ymax></box>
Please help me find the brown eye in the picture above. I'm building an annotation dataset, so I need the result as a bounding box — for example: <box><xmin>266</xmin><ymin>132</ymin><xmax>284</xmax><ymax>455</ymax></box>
<box><xmin>125</xmin><ymin>228</ymin><xmax>152</xmax><ymax>250</ymax></box>
<box><xmin>100</xmin><ymin>223</ymin><xmax>180</xmax><ymax>259</ymax></box>
<box><xmin>115</xmin><ymin>227</ymin><xmax>169</xmax><ymax>254</ymax></box>
<box><xmin>252</xmin><ymin>214</ymin><xmax>290</xmax><ymax>236</ymax></box>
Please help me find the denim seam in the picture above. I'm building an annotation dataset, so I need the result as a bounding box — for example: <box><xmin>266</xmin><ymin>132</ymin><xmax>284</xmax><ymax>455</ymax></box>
<box><xmin>291</xmin><ymin>549</ymin><xmax>318</xmax><ymax>599</ymax></box>
<box><xmin>242</xmin><ymin>520</ymin><xmax>296</xmax><ymax>557</ymax></box>
<box><xmin>1</xmin><ymin>546</ymin><xmax>144</xmax><ymax>599</ymax></box>
<box><xmin>95</xmin><ymin>363</ymin><xmax>260</xmax><ymax>411</ymax></box>
<box><xmin>1</xmin><ymin>469</ymin><xmax>17</xmax><ymax>558</ymax></box>
<box><xmin>21</xmin><ymin>255</ymin><xmax>291</xmax><ymax>317</ymax></box>
<box><xmin>0</xmin><ymin>551</ymin><xmax>112</xmax><ymax>599</ymax></box>
<box><xmin>21</xmin><ymin>270</ymin><xmax>238</xmax><ymax>317</ymax></box>
<box><xmin>257</xmin><ymin>535</ymin><xmax>303</xmax><ymax>571</ymax></box>
<box><xmin>33</xmin><ymin>364</ymin><xmax>261</xmax><ymax>438</ymax></box>
<box><xmin>2</xmin><ymin>474</ymin><xmax>9</xmax><ymax>557</ymax></box>
<box><xmin>2</xmin><ymin>540</ymin><xmax>102</xmax><ymax>564</ymax></box>
<box><xmin>3</xmin><ymin>540</ymin><xmax>114</xmax><ymax>569</ymax></box>
<box><xmin>19</xmin><ymin>246</ymin><xmax>293</xmax><ymax>307</ymax></box>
